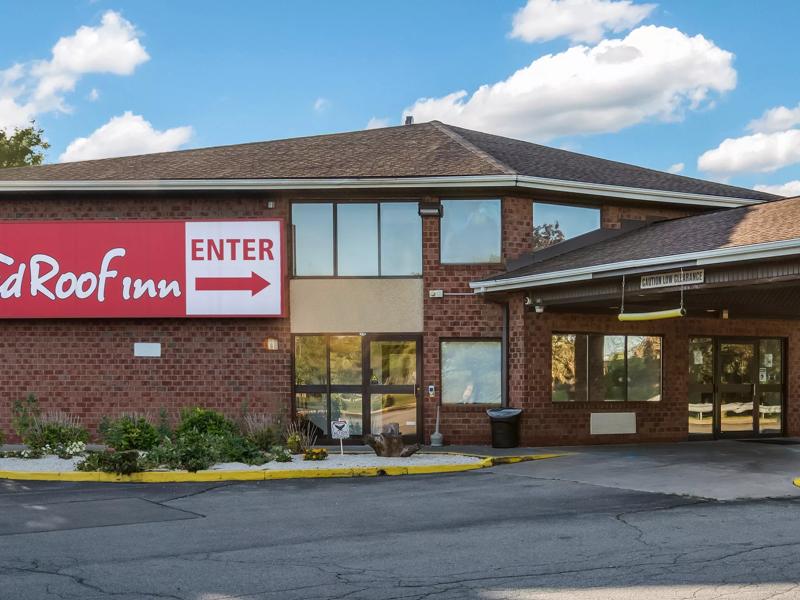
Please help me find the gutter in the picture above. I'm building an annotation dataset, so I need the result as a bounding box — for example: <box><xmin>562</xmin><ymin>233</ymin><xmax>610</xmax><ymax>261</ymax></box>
<box><xmin>0</xmin><ymin>174</ymin><xmax>764</xmax><ymax>208</ymax></box>
<box><xmin>471</xmin><ymin>237</ymin><xmax>800</xmax><ymax>294</ymax></box>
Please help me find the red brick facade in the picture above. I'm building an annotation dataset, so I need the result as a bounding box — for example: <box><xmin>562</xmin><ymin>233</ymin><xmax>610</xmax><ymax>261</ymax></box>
<box><xmin>0</xmin><ymin>192</ymin><xmax>795</xmax><ymax>447</ymax></box>
<box><xmin>0</xmin><ymin>195</ymin><xmax>292</xmax><ymax>439</ymax></box>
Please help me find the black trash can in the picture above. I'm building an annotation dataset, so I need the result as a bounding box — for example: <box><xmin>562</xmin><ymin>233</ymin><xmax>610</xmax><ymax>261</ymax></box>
<box><xmin>486</xmin><ymin>408</ymin><xmax>523</xmax><ymax>448</ymax></box>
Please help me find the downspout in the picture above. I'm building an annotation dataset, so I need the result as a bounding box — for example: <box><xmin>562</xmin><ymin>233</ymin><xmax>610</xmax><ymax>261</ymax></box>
<box><xmin>502</xmin><ymin>301</ymin><xmax>509</xmax><ymax>407</ymax></box>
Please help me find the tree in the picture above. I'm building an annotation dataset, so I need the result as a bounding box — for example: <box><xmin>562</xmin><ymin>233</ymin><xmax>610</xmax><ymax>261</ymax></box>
<box><xmin>0</xmin><ymin>123</ymin><xmax>50</xmax><ymax>168</ymax></box>
<box><xmin>532</xmin><ymin>221</ymin><xmax>566</xmax><ymax>250</ymax></box>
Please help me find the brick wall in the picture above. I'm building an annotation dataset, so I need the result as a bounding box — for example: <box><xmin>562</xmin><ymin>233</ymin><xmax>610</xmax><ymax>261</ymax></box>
<box><xmin>422</xmin><ymin>196</ymin><xmax>532</xmax><ymax>444</ymax></box>
<box><xmin>601</xmin><ymin>204</ymin><xmax>698</xmax><ymax>229</ymax></box>
<box><xmin>515</xmin><ymin>310</ymin><xmax>799</xmax><ymax>446</ymax></box>
<box><xmin>0</xmin><ymin>194</ymin><xmax>292</xmax><ymax>439</ymax></box>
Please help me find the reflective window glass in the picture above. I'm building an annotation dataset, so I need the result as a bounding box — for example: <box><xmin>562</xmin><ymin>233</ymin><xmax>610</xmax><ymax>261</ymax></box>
<box><xmin>720</xmin><ymin>343</ymin><xmax>754</xmax><ymax>384</ymax></box>
<box><xmin>689</xmin><ymin>337</ymin><xmax>713</xmax><ymax>385</ymax></box>
<box><xmin>380</xmin><ymin>203</ymin><xmax>422</xmax><ymax>275</ymax></box>
<box><xmin>337</xmin><ymin>203</ymin><xmax>379</xmax><ymax>276</ymax></box>
<box><xmin>371</xmin><ymin>393</ymin><xmax>416</xmax><ymax>436</ymax></box>
<box><xmin>370</xmin><ymin>340</ymin><xmax>416</xmax><ymax>385</ymax></box>
<box><xmin>441</xmin><ymin>340</ymin><xmax>502</xmax><ymax>405</ymax></box>
<box><xmin>760</xmin><ymin>391</ymin><xmax>782</xmax><ymax>434</ymax></box>
<box><xmin>441</xmin><ymin>200</ymin><xmax>501</xmax><ymax>264</ymax></box>
<box><xmin>296</xmin><ymin>393</ymin><xmax>327</xmax><ymax>435</ymax></box>
<box><xmin>331</xmin><ymin>393</ymin><xmax>363</xmax><ymax>435</ymax></box>
<box><xmin>329</xmin><ymin>336</ymin><xmax>362</xmax><ymax>385</ymax></box>
<box><xmin>294</xmin><ymin>336</ymin><xmax>327</xmax><ymax>385</ymax></box>
<box><xmin>627</xmin><ymin>336</ymin><xmax>661</xmax><ymax>401</ymax></box>
<box><xmin>533</xmin><ymin>202</ymin><xmax>600</xmax><ymax>250</ymax></box>
<box><xmin>759</xmin><ymin>339</ymin><xmax>782</xmax><ymax>384</ymax></box>
<box><xmin>292</xmin><ymin>203</ymin><xmax>333</xmax><ymax>275</ymax></box>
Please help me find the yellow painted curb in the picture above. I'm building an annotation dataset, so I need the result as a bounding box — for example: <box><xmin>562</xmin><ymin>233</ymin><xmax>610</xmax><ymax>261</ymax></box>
<box><xmin>0</xmin><ymin>453</ymin><xmax>562</xmax><ymax>484</ymax></box>
<box><xmin>793</xmin><ymin>478</ymin><xmax>800</xmax><ymax>488</ymax></box>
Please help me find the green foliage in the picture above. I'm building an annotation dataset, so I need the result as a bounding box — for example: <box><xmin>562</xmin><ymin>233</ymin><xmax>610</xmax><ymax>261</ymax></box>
<box><xmin>77</xmin><ymin>450</ymin><xmax>141</xmax><ymax>475</ymax></box>
<box><xmin>284</xmin><ymin>418</ymin><xmax>317</xmax><ymax>454</ymax></box>
<box><xmin>157</xmin><ymin>407</ymin><xmax>172</xmax><ymax>440</ymax></box>
<box><xmin>269</xmin><ymin>445</ymin><xmax>293</xmax><ymax>463</ymax></box>
<box><xmin>140</xmin><ymin>438</ymin><xmax>181</xmax><ymax>470</ymax></box>
<box><xmin>12</xmin><ymin>394</ymin><xmax>40</xmax><ymax>439</ymax></box>
<box><xmin>0</xmin><ymin>123</ymin><xmax>50</xmax><ymax>168</ymax></box>
<box><xmin>0</xmin><ymin>428</ymin><xmax>4</xmax><ymax>446</ymax></box>
<box><xmin>176</xmin><ymin>407</ymin><xmax>237</xmax><ymax>437</ymax></box>
<box><xmin>175</xmin><ymin>431</ymin><xmax>223</xmax><ymax>472</ymax></box>
<box><xmin>243</xmin><ymin>413</ymin><xmax>277</xmax><ymax>451</ymax></box>
<box><xmin>100</xmin><ymin>414</ymin><xmax>160</xmax><ymax>451</ymax></box>
<box><xmin>303</xmin><ymin>447</ymin><xmax>328</xmax><ymax>461</ymax></box>
<box><xmin>532</xmin><ymin>221</ymin><xmax>566</xmax><ymax>251</ymax></box>
<box><xmin>25</xmin><ymin>412</ymin><xmax>89</xmax><ymax>454</ymax></box>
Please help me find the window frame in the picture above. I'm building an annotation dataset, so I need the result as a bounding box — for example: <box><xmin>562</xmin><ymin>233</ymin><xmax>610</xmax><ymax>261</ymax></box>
<box><xmin>439</xmin><ymin>198</ymin><xmax>504</xmax><ymax>266</ymax></box>
<box><xmin>290</xmin><ymin>199</ymin><xmax>423</xmax><ymax>278</ymax></box>
<box><xmin>440</xmin><ymin>337</ymin><xmax>504</xmax><ymax>407</ymax></box>
<box><xmin>550</xmin><ymin>331</ymin><xmax>663</xmax><ymax>403</ymax></box>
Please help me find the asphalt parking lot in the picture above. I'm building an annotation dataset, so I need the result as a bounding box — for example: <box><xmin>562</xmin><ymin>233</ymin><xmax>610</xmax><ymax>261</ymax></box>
<box><xmin>2</xmin><ymin>440</ymin><xmax>800</xmax><ymax>599</ymax></box>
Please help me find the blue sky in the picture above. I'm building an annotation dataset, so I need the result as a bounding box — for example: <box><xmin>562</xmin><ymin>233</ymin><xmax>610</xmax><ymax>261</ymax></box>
<box><xmin>2</xmin><ymin>0</ymin><xmax>800</xmax><ymax>195</ymax></box>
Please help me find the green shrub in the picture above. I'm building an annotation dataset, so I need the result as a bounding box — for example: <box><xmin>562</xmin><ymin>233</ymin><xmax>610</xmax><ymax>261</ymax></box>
<box><xmin>269</xmin><ymin>445</ymin><xmax>293</xmax><ymax>463</ymax></box>
<box><xmin>175</xmin><ymin>430</ymin><xmax>222</xmax><ymax>472</ymax></box>
<box><xmin>25</xmin><ymin>412</ymin><xmax>89</xmax><ymax>456</ymax></box>
<box><xmin>77</xmin><ymin>450</ymin><xmax>141</xmax><ymax>475</ymax></box>
<box><xmin>0</xmin><ymin>428</ymin><xmax>4</xmax><ymax>447</ymax></box>
<box><xmin>12</xmin><ymin>394</ymin><xmax>40</xmax><ymax>440</ymax></box>
<box><xmin>218</xmin><ymin>434</ymin><xmax>266</xmax><ymax>465</ymax></box>
<box><xmin>156</xmin><ymin>407</ymin><xmax>172</xmax><ymax>440</ymax></box>
<box><xmin>176</xmin><ymin>407</ymin><xmax>237</xmax><ymax>437</ymax></box>
<box><xmin>243</xmin><ymin>413</ymin><xmax>277</xmax><ymax>451</ymax></box>
<box><xmin>100</xmin><ymin>414</ymin><xmax>159</xmax><ymax>451</ymax></box>
<box><xmin>284</xmin><ymin>418</ymin><xmax>317</xmax><ymax>454</ymax></box>
<box><xmin>140</xmin><ymin>438</ymin><xmax>181</xmax><ymax>470</ymax></box>
<box><xmin>304</xmin><ymin>447</ymin><xmax>328</xmax><ymax>461</ymax></box>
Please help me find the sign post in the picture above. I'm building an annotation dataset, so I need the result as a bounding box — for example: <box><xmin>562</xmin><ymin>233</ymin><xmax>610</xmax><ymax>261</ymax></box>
<box><xmin>331</xmin><ymin>420</ymin><xmax>350</xmax><ymax>455</ymax></box>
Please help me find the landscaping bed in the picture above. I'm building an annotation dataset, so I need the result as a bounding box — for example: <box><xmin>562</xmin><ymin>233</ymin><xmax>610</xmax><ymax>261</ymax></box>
<box><xmin>0</xmin><ymin>452</ymin><xmax>483</xmax><ymax>474</ymax></box>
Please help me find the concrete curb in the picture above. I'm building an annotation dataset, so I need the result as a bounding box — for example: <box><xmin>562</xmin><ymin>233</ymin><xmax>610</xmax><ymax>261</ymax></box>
<box><xmin>0</xmin><ymin>453</ymin><xmax>562</xmax><ymax>483</ymax></box>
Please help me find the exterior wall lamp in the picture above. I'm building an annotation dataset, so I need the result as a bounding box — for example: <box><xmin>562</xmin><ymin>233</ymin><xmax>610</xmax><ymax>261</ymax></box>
<box><xmin>418</xmin><ymin>201</ymin><xmax>443</xmax><ymax>218</ymax></box>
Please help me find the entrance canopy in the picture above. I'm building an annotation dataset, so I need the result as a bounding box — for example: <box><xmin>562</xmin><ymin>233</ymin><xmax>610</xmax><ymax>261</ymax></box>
<box><xmin>472</xmin><ymin>195</ymin><xmax>800</xmax><ymax>319</ymax></box>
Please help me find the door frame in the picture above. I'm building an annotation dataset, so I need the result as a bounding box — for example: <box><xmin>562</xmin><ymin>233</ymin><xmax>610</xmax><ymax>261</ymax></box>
<box><xmin>291</xmin><ymin>332</ymin><xmax>423</xmax><ymax>444</ymax></box>
<box><xmin>689</xmin><ymin>335</ymin><xmax>786</xmax><ymax>440</ymax></box>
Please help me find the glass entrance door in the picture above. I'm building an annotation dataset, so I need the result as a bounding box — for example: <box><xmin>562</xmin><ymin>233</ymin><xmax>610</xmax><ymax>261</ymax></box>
<box><xmin>293</xmin><ymin>334</ymin><xmax>421</xmax><ymax>443</ymax></box>
<box><xmin>688</xmin><ymin>337</ymin><xmax>784</xmax><ymax>439</ymax></box>
<box><xmin>367</xmin><ymin>336</ymin><xmax>420</xmax><ymax>440</ymax></box>
<box><xmin>718</xmin><ymin>341</ymin><xmax>756</xmax><ymax>435</ymax></box>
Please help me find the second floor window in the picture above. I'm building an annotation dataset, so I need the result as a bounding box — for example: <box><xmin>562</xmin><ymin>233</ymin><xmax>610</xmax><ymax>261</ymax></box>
<box><xmin>532</xmin><ymin>202</ymin><xmax>600</xmax><ymax>250</ymax></box>
<box><xmin>440</xmin><ymin>199</ymin><xmax>502</xmax><ymax>264</ymax></box>
<box><xmin>292</xmin><ymin>202</ymin><xmax>422</xmax><ymax>277</ymax></box>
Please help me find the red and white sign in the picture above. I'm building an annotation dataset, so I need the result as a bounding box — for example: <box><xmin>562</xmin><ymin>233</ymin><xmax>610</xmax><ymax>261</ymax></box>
<box><xmin>0</xmin><ymin>220</ymin><xmax>285</xmax><ymax>318</ymax></box>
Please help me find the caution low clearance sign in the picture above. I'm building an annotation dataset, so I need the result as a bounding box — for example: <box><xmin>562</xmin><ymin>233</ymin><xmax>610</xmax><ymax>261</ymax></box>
<box><xmin>0</xmin><ymin>220</ymin><xmax>285</xmax><ymax>318</ymax></box>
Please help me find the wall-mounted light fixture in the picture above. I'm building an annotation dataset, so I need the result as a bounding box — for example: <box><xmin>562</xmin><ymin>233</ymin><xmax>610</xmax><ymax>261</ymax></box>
<box><xmin>266</xmin><ymin>200</ymin><xmax>276</xmax><ymax>209</ymax></box>
<box><xmin>263</xmin><ymin>338</ymin><xmax>279</xmax><ymax>351</ymax></box>
<box><xmin>418</xmin><ymin>201</ymin><xmax>443</xmax><ymax>218</ymax></box>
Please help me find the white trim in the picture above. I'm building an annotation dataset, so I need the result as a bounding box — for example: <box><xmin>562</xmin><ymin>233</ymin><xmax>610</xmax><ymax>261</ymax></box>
<box><xmin>471</xmin><ymin>237</ymin><xmax>800</xmax><ymax>293</ymax></box>
<box><xmin>0</xmin><ymin>174</ymin><xmax>764</xmax><ymax>208</ymax></box>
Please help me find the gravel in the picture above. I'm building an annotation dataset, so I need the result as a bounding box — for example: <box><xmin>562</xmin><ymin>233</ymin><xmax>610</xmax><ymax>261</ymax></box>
<box><xmin>0</xmin><ymin>455</ymin><xmax>84</xmax><ymax>472</ymax></box>
<box><xmin>0</xmin><ymin>452</ymin><xmax>483</xmax><ymax>473</ymax></box>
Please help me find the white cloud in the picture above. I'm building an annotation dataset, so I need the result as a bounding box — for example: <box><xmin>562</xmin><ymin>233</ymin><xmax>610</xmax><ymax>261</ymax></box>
<box><xmin>365</xmin><ymin>117</ymin><xmax>391</xmax><ymax>129</ymax></box>
<box><xmin>510</xmin><ymin>0</ymin><xmax>656</xmax><ymax>43</ymax></box>
<box><xmin>88</xmin><ymin>88</ymin><xmax>100</xmax><ymax>101</ymax></box>
<box><xmin>313</xmin><ymin>97</ymin><xmax>329</xmax><ymax>112</ymax></box>
<box><xmin>404</xmin><ymin>26</ymin><xmax>735</xmax><ymax>142</ymax></box>
<box><xmin>59</xmin><ymin>111</ymin><xmax>192</xmax><ymax>162</ymax></box>
<box><xmin>754</xmin><ymin>180</ymin><xmax>800</xmax><ymax>197</ymax></box>
<box><xmin>746</xmin><ymin>102</ymin><xmax>800</xmax><ymax>134</ymax></box>
<box><xmin>667</xmin><ymin>162</ymin><xmax>684</xmax><ymax>174</ymax></box>
<box><xmin>697</xmin><ymin>129</ymin><xmax>800</xmax><ymax>175</ymax></box>
<box><xmin>0</xmin><ymin>11</ymin><xmax>147</xmax><ymax>131</ymax></box>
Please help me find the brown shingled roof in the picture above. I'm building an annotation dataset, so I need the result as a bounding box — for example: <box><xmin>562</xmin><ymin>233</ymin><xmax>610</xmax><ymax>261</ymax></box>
<box><xmin>0</xmin><ymin>121</ymin><xmax>777</xmax><ymax>202</ymax></box>
<box><xmin>479</xmin><ymin>195</ymin><xmax>800</xmax><ymax>284</ymax></box>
